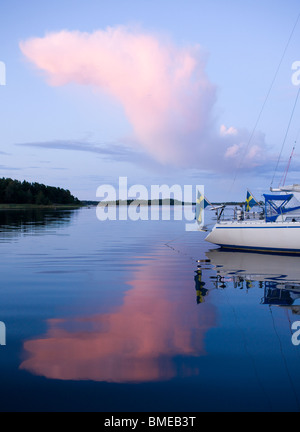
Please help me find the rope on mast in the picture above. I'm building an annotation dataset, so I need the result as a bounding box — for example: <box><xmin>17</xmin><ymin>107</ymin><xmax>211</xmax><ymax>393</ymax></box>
<box><xmin>271</xmin><ymin>87</ymin><xmax>300</xmax><ymax>187</ymax></box>
<box><xmin>279</xmin><ymin>127</ymin><xmax>300</xmax><ymax>187</ymax></box>
<box><xmin>280</xmin><ymin>146</ymin><xmax>295</xmax><ymax>187</ymax></box>
<box><xmin>229</xmin><ymin>11</ymin><xmax>300</xmax><ymax>194</ymax></box>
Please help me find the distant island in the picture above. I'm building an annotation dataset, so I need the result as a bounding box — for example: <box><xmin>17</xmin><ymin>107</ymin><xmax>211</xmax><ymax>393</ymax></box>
<box><xmin>0</xmin><ymin>178</ymin><xmax>81</xmax><ymax>207</ymax></box>
<box><xmin>0</xmin><ymin>178</ymin><xmax>247</xmax><ymax>209</ymax></box>
<box><xmin>97</xmin><ymin>198</ymin><xmax>191</xmax><ymax>206</ymax></box>
<box><xmin>96</xmin><ymin>199</ymin><xmax>245</xmax><ymax>206</ymax></box>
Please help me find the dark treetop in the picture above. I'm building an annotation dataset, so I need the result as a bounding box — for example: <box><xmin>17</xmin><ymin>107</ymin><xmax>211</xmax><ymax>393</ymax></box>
<box><xmin>0</xmin><ymin>178</ymin><xmax>80</xmax><ymax>205</ymax></box>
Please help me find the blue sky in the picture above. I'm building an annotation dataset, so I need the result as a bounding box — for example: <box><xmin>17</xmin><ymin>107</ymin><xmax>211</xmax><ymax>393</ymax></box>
<box><xmin>0</xmin><ymin>0</ymin><xmax>300</xmax><ymax>201</ymax></box>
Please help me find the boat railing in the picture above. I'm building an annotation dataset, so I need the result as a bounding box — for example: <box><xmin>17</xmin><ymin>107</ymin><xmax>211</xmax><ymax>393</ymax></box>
<box><xmin>216</xmin><ymin>206</ymin><xmax>265</xmax><ymax>222</ymax></box>
<box><xmin>216</xmin><ymin>205</ymin><xmax>300</xmax><ymax>223</ymax></box>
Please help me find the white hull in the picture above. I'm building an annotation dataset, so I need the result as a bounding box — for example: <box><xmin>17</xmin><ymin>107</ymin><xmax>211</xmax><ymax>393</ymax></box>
<box><xmin>205</xmin><ymin>220</ymin><xmax>300</xmax><ymax>253</ymax></box>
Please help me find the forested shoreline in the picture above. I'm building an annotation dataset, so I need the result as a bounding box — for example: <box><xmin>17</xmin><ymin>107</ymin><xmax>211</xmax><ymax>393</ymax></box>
<box><xmin>0</xmin><ymin>178</ymin><xmax>81</xmax><ymax>205</ymax></box>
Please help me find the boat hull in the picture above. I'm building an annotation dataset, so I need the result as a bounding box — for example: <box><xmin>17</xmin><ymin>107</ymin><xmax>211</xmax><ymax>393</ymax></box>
<box><xmin>205</xmin><ymin>221</ymin><xmax>300</xmax><ymax>254</ymax></box>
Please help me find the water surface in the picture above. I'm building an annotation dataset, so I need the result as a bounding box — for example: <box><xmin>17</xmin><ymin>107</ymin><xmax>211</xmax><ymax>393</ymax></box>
<box><xmin>0</xmin><ymin>207</ymin><xmax>300</xmax><ymax>412</ymax></box>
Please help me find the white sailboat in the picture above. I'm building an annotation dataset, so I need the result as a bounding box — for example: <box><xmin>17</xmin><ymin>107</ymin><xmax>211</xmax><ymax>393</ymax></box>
<box><xmin>204</xmin><ymin>14</ymin><xmax>300</xmax><ymax>254</ymax></box>
<box><xmin>205</xmin><ymin>188</ymin><xmax>300</xmax><ymax>254</ymax></box>
<box><xmin>204</xmin><ymin>54</ymin><xmax>300</xmax><ymax>251</ymax></box>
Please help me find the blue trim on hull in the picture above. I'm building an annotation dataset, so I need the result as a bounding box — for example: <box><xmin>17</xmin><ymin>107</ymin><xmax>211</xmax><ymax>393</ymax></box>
<box><xmin>217</xmin><ymin>244</ymin><xmax>300</xmax><ymax>255</ymax></box>
<box><xmin>215</xmin><ymin>225</ymin><xmax>300</xmax><ymax>230</ymax></box>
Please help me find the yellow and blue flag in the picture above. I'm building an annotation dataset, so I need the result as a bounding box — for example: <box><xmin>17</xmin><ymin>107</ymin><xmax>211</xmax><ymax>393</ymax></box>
<box><xmin>195</xmin><ymin>190</ymin><xmax>211</xmax><ymax>225</ymax></box>
<box><xmin>245</xmin><ymin>190</ymin><xmax>259</xmax><ymax>212</ymax></box>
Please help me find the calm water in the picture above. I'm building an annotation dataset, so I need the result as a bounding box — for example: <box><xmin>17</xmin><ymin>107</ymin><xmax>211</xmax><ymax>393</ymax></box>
<box><xmin>1</xmin><ymin>206</ymin><xmax>300</xmax><ymax>412</ymax></box>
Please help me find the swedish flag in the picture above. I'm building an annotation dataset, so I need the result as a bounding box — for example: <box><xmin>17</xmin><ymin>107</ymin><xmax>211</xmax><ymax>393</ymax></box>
<box><xmin>245</xmin><ymin>190</ymin><xmax>257</xmax><ymax>212</ymax></box>
<box><xmin>195</xmin><ymin>190</ymin><xmax>210</xmax><ymax>225</ymax></box>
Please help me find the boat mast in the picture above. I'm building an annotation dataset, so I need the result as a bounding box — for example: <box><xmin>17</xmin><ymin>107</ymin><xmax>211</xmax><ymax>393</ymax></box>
<box><xmin>280</xmin><ymin>146</ymin><xmax>295</xmax><ymax>187</ymax></box>
<box><xmin>271</xmin><ymin>88</ymin><xmax>300</xmax><ymax>188</ymax></box>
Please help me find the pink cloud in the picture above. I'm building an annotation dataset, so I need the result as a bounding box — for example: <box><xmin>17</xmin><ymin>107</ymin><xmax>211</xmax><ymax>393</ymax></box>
<box><xmin>20</xmin><ymin>251</ymin><xmax>216</xmax><ymax>383</ymax></box>
<box><xmin>221</xmin><ymin>125</ymin><xmax>267</xmax><ymax>168</ymax></box>
<box><xmin>20</xmin><ymin>26</ymin><xmax>268</xmax><ymax>171</ymax></box>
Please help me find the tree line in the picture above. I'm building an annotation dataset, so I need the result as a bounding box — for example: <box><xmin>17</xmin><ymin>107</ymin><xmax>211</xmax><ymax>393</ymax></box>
<box><xmin>0</xmin><ymin>178</ymin><xmax>81</xmax><ymax>205</ymax></box>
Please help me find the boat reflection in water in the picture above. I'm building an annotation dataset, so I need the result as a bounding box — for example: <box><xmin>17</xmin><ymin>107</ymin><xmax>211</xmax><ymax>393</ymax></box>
<box><xmin>202</xmin><ymin>249</ymin><xmax>300</xmax><ymax>312</ymax></box>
